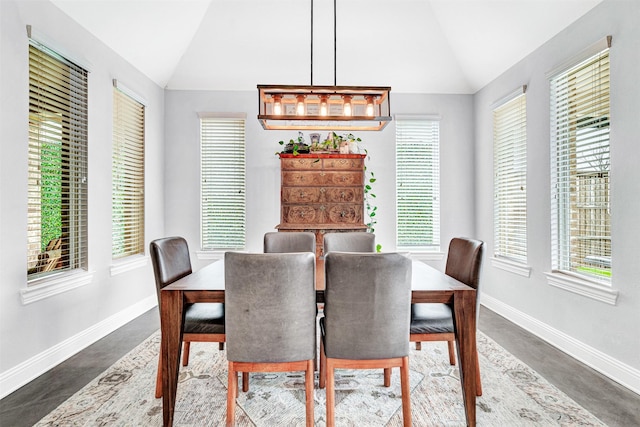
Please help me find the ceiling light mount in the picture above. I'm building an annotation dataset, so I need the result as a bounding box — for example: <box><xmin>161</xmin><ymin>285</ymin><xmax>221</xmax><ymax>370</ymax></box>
<box><xmin>257</xmin><ymin>0</ymin><xmax>392</xmax><ymax>131</ymax></box>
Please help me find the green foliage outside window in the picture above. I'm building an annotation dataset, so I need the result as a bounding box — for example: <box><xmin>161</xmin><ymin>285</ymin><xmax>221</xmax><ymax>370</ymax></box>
<box><xmin>40</xmin><ymin>141</ymin><xmax>62</xmax><ymax>251</ymax></box>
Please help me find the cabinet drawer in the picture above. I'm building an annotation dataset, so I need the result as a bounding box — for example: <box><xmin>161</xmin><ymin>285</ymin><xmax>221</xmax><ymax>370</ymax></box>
<box><xmin>323</xmin><ymin>157</ymin><xmax>364</xmax><ymax>170</ymax></box>
<box><xmin>282</xmin><ymin>205</ymin><xmax>322</xmax><ymax>224</ymax></box>
<box><xmin>325</xmin><ymin>204</ymin><xmax>364</xmax><ymax>224</ymax></box>
<box><xmin>282</xmin><ymin>203</ymin><xmax>363</xmax><ymax>225</ymax></box>
<box><xmin>282</xmin><ymin>187</ymin><xmax>321</xmax><ymax>203</ymax></box>
<box><xmin>281</xmin><ymin>157</ymin><xmax>323</xmax><ymax>170</ymax></box>
<box><xmin>282</xmin><ymin>171</ymin><xmax>324</xmax><ymax>186</ymax></box>
<box><xmin>323</xmin><ymin>171</ymin><xmax>363</xmax><ymax>186</ymax></box>
<box><xmin>282</xmin><ymin>187</ymin><xmax>363</xmax><ymax>203</ymax></box>
<box><xmin>282</xmin><ymin>171</ymin><xmax>363</xmax><ymax>186</ymax></box>
<box><xmin>323</xmin><ymin>187</ymin><xmax>363</xmax><ymax>203</ymax></box>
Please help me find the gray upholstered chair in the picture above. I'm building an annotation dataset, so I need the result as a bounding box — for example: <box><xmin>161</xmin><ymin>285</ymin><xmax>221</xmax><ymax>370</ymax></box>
<box><xmin>410</xmin><ymin>237</ymin><xmax>484</xmax><ymax>396</ymax></box>
<box><xmin>319</xmin><ymin>252</ymin><xmax>412</xmax><ymax>426</ymax></box>
<box><xmin>264</xmin><ymin>231</ymin><xmax>316</xmax><ymax>254</ymax></box>
<box><xmin>150</xmin><ymin>237</ymin><xmax>225</xmax><ymax>398</ymax></box>
<box><xmin>225</xmin><ymin>252</ymin><xmax>316</xmax><ymax>427</ymax></box>
<box><xmin>322</xmin><ymin>232</ymin><xmax>376</xmax><ymax>255</ymax></box>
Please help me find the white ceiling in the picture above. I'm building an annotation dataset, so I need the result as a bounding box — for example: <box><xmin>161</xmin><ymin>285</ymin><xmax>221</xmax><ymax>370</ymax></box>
<box><xmin>50</xmin><ymin>0</ymin><xmax>603</xmax><ymax>94</ymax></box>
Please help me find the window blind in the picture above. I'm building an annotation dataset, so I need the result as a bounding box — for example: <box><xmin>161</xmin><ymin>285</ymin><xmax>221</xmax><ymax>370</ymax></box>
<box><xmin>396</xmin><ymin>118</ymin><xmax>440</xmax><ymax>249</ymax></box>
<box><xmin>493</xmin><ymin>91</ymin><xmax>527</xmax><ymax>262</ymax></box>
<box><xmin>27</xmin><ymin>40</ymin><xmax>88</xmax><ymax>279</ymax></box>
<box><xmin>200</xmin><ymin>116</ymin><xmax>246</xmax><ymax>250</ymax></box>
<box><xmin>550</xmin><ymin>46</ymin><xmax>611</xmax><ymax>281</ymax></box>
<box><xmin>112</xmin><ymin>86</ymin><xmax>145</xmax><ymax>259</ymax></box>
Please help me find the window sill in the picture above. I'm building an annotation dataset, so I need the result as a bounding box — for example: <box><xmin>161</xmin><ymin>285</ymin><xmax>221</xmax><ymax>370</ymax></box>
<box><xmin>196</xmin><ymin>250</ymin><xmax>226</xmax><ymax>261</ymax></box>
<box><xmin>21</xmin><ymin>269</ymin><xmax>95</xmax><ymax>305</ymax></box>
<box><xmin>491</xmin><ymin>257</ymin><xmax>531</xmax><ymax>278</ymax></box>
<box><xmin>402</xmin><ymin>251</ymin><xmax>445</xmax><ymax>262</ymax></box>
<box><xmin>545</xmin><ymin>271</ymin><xmax>618</xmax><ymax>305</ymax></box>
<box><xmin>110</xmin><ymin>254</ymin><xmax>148</xmax><ymax>276</ymax></box>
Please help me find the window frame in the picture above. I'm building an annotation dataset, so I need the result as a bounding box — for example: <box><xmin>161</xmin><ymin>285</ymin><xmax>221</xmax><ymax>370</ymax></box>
<box><xmin>111</xmin><ymin>81</ymin><xmax>146</xmax><ymax>261</ymax></box>
<box><xmin>199</xmin><ymin>113</ymin><xmax>247</xmax><ymax>254</ymax></box>
<box><xmin>492</xmin><ymin>86</ymin><xmax>530</xmax><ymax>275</ymax></box>
<box><xmin>22</xmin><ymin>36</ymin><xmax>94</xmax><ymax>303</ymax></box>
<box><xmin>27</xmin><ymin>39</ymin><xmax>89</xmax><ymax>282</ymax></box>
<box><xmin>395</xmin><ymin>116</ymin><xmax>441</xmax><ymax>252</ymax></box>
<box><xmin>546</xmin><ymin>36</ymin><xmax>617</xmax><ymax>305</ymax></box>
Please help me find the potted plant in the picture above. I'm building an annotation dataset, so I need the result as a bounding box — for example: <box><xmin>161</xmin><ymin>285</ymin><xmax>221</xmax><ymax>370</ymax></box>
<box><xmin>278</xmin><ymin>131</ymin><xmax>309</xmax><ymax>156</ymax></box>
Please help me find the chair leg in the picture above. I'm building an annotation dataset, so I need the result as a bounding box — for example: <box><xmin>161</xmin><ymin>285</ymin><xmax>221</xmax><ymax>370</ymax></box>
<box><xmin>400</xmin><ymin>356</ymin><xmax>412</xmax><ymax>426</ymax></box>
<box><xmin>182</xmin><ymin>342</ymin><xmax>191</xmax><ymax>366</ymax></box>
<box><xmin>475</xmin><ymin>350</ymin><xmax>482</xmax><ymax>396</ymax></box>
<box><xmin>319</xmin><ymin>339</ymin><xmax>326</xmax><ymax>389</ymax></box>
<box><xmin>227</xmin><ymin>362</ymin><xmax>237</xmax><ymax>427</ymax></box>
<box><xmin>242</xmin><ymin>372</ymin><xmax>249</xmax><ymax>392</ymax></box>
<box><xmin>415</xmin><ymin>342</ymin><xmax>422</xmax><ymax>351</ymax></box>
<box><xmin>325</xmin><ymin>358</ymin><xmax>336</xmax><ymax>427</ymax></box>
<box><xmin>384</xmin><ymin>368</ymin><xmax>391</xmax><ymax>387</ymax></box>
<box><xmin>155</xmin><ymin>354</ymin><xmax>163</xmax><ymax>398</ymax></box>
<box><xmin>447</xmin><ymin>340</ymin><xmax>456</xmax><ymax>365</ymax></box>
<box><xmin>305</xmin><ymin>360</ymin><xmax>314</xmax><ymax>427</ymax></box>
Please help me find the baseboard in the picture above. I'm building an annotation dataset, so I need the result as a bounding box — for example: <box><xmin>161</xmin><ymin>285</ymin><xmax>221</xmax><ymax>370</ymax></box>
<box><xmin>481</xmin><ymin>293</ymin><xmax>640</xmax><ymax>396</ymax></box>
<box><xmin>0</xmin><ymin>294</ymin><xmax>157</xmax><ymax>399</ymax></box>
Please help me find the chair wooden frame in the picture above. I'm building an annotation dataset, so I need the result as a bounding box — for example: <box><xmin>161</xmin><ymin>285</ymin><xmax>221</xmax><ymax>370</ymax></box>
<box><xmin>227</xmin><ymin>360</ymin><xmax>314</xmax><ymax>427</ymax></box>
<box><xmin>319</xmin><ymin>340</ymin><xmax>411</xmax><ymax>427</ymax></box>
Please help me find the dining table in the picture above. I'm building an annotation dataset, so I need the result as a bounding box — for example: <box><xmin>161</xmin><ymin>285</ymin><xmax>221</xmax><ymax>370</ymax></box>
<box><xmin>160</xmin><ymin>257</ymin><xmax>478</xmax><ymax>427</ymax></box>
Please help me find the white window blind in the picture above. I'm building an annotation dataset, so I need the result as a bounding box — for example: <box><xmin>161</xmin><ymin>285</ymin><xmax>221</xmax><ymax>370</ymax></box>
<box><xmin>200</xmin><ymin>116</ymin><xmax>246</xmax><ymax>250</ymax></box>
<box><xmin>112</xmin><ymin>85</ymin><xmax>145</xmax><ymax>259</ymax></box>
<box><xmin>396</xmin><ymin>118</ymin><xmax>440</xmax><ymax>249</ymax></box>
<box><xmin>27</xmin><ymin>40</ymin><xmax>88</xmax><ymax>279</ymax></box>
<box><xmin>493</xmin><ymin>90</ymin><xmax>527</xmax><ymax>262</ymax></box>
<box><xmin>550</xmin><ymin>45</ymin><xmax>611</xmax><ymax>282</ymax></box>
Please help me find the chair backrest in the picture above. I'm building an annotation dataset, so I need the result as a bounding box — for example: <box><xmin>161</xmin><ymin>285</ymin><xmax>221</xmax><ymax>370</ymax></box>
<box><xmin>263</xmin><ymin>231</ymin><xmax>316</xmax><ymax>254</ymax></box>
<box><xmin>225</xmin><ymin>252</ymin><xmax>317</xmax><ymax>363</ymax></box>
<box><xmin>444</xmin><ymin>237</ymin><xmax>484</xmax><ymax>290</ymax></box>
<box><xmin>323</xmin><ymin>252</ymin><xmax>412</xmax><ymax>360</ymax></box>
<box><xmin>323</xmin><ymin>232</ymin><xmax>376</xmax><ymax>254</ymax></box>
<box><xmin>149</xmin><ymin>237</ymin><xmax>192</xmax><ymax>301</ymax></box>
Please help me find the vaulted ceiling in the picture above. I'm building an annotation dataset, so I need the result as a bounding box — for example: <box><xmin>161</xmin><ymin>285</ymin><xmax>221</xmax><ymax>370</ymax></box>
<box><xmin>50</xmin><ymin>0</ymin><xmax>603</xmax><ymax>94</ymax></box>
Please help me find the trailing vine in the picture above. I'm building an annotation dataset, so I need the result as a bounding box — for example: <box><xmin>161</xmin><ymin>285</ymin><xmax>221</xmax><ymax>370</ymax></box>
<box><xmin>363</xmin><ymin>148</ymin><xmax>379</xmax><ymax>244</ymax></box>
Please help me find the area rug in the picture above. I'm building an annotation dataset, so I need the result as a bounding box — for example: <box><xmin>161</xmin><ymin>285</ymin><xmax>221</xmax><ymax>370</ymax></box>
<box><xmin>34</xmin><ymin>331</ymin><xmax>606</xmax><ymax>426</ymax></box>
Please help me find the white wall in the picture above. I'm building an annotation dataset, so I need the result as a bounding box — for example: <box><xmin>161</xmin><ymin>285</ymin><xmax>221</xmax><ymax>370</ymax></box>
<box><xmin>0</xmin><ymin>0</ymin><xmax>165</xmax><ymax>396</ymax></box>
<box><xmin>163</xmin><ymin>91</ymin><xmax>475</xmax><ymax>271</ymax></box>
<box><xmin>473</xmin><ymin>0</ymin><xmax>640</xmax><ymax>392</ymax></box>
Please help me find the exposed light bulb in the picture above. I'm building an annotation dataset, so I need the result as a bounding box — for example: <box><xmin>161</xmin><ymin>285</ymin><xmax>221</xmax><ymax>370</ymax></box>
<box><xmin>366</xmin><ymin>96</ymin><xmax>374</xmax><ymax>117</ymax></box>
<box><xmin>320</xmin><ymin>95</ymin><xmax>328</xmax><ymax>116</ymax></box>
<box><xmin>296</xmin><ymin>95</ymin><xmax>305</xmax><ymax>116</ymax></box>
<box><xmin>273</xmin><ymin>94</ymin><xmax>282</xmax><ymax>115</ymax></box>
<box><xmin>342</xmin><ymin>95</ymin><xmax>352</xmax><ymax>116</ymax></box>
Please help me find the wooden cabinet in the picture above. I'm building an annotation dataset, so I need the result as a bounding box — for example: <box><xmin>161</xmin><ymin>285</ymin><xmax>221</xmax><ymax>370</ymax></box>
<box><xmin>277</xmin><ymin>153</ymin><xmax>367</xmax><ymax>258</ymax></box>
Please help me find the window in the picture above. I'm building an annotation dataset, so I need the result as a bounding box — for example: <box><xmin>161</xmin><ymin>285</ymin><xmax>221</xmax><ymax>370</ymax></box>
<box><xmin>112</xmin><ymin>84</ymin><xmax>145</xmax><ymax>259</ymax></box>
<box><xmin>27</xmin><ymin>40</ymin><xmax>88</xmax><ymax>280</ymax></box>
<box><xmin>550</xmin><ymin>43</ymin><xmax>611</xmax><ymax>282</ymax></box>
<box><xmin>200</xmin><ymin>115</ymin><xmax>246</xmax><ymax>250</ymax></box>
<box><xmin>396</xmin><ymin>117</ymin><xmax>440</xmax><ymax>250</ymax></box>
<box><xmin>493</xmin><ymin>88</ymin><xmax>527</xmax><ymax>263</ymax></box>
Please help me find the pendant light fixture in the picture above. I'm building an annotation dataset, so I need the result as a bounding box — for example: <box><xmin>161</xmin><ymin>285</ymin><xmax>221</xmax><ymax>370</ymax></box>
<box><xmin>257</xmin><ymin>0</ymin><xmax>391</xmax><ymax>131</ymax></box>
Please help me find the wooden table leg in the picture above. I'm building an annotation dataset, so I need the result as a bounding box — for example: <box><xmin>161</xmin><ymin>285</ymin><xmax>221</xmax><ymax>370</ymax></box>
<box><xmin>453</xmin><ymin>289</ymin><xmax>477</xmax><ymax>427</ymax></box>
<box><xmin>161</xmin><ymin>290</ymin><xmax>185</xmax><ymax>427</ymax></box>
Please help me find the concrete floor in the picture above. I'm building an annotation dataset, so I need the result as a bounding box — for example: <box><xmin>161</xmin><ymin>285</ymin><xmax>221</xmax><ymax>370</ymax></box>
<box><xmin>1</xmin><ymin>307</ymin><xmax>638</xmax><ymax>426</ymax></box>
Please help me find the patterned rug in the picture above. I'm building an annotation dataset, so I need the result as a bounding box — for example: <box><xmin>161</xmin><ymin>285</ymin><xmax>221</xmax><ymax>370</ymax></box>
<box><xmin>34</xmin><ymin>331</ymin><xmax>606</xmax><ymax>426</ymax></box>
